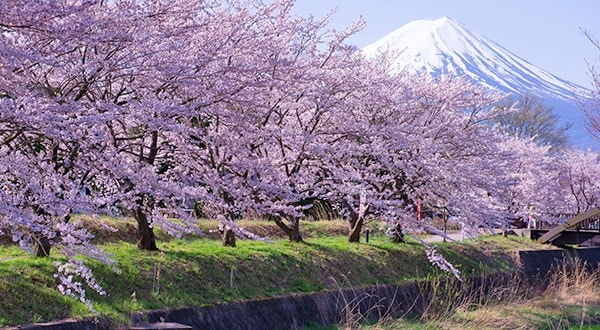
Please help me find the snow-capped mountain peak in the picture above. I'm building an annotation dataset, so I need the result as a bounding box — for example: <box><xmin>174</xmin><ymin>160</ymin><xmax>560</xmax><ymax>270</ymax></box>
<box><xmin>362</xmin><ymin>17</ymin><xmax>588</xmax><ymax>101</ymax></box>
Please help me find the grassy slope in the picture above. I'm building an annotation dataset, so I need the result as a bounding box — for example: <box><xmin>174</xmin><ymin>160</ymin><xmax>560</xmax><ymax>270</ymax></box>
<box><xmin>0</xmin><ymin>219</ymin><xmax>547</xmax><ymax>327</ymax></box>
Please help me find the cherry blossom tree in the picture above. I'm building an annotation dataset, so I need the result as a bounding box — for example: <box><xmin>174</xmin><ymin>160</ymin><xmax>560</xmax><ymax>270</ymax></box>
<box><xmin>0</xmin><ymin>0</ymin><xmax>120</xmax><ymax>308</ymax></box>
<box><xmin>178</xmin><ymin>1</ymin><xmax>371</xmax><ymax>243</ymax></box>
<box><xmin>319</xmin><ymin>64</ymin><xmax>416</xmax><ymax>243</ymax></box>
<box><xmin>391</xmin><ymin>74</ymin><xmax>513</xmax><ymax>236</ymax></box>
<box><xmin>310</xmin><ymin>57</ymin><xmax>515</xmax><ymax>242</ymax></box>
<box><xmin>557</xmin><ymin>149</ymin><xmax>600</xmax><ymax>214</ymax></box>
<box><xmin>495</xmin><ymin>136</ymin><xmax>566</xmax><ymax>227</ymax></box>
<box><xmin>2</xmin><ymin>0</ymin><xmax>214</xmax><ymax>254</ymax></box>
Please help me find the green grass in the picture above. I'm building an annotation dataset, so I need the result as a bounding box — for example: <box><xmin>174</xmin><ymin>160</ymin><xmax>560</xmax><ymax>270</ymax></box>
<box><xmin>0</xmin><ymin>220</ymin><xmax>548</xmax><ymax>327</ymax></box>
<box><xmin>0</xmin><ymin>252</ymin><xmax>91</xmax><ymax>326</ymax></box>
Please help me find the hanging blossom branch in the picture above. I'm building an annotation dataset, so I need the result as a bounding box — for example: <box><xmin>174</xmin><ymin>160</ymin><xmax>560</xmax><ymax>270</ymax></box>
<box><xmin>419</xmin><ymin>239</ymin><xmax>462</xmax><ymax>281</ymax></box>
<box><xmin>53</xmin><ymin>259</ymin><xmax>107</xmax><ymax>313</ymax></box>
<box><xmin>51</xmin><ymin>222</ymin><xmax>119</xmax><ymax>312</ymax></box>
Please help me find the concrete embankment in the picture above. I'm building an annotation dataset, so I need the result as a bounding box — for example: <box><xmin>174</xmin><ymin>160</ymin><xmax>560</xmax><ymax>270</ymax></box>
<box><xmin>517</xmin><ymin>246</ymin><xmax>600</xmax><ymax>274</ymax></box>
<box><xmin>130</xmin><ymin>273</ymin><xmax>519</xmax><ymax>330</ymax></box>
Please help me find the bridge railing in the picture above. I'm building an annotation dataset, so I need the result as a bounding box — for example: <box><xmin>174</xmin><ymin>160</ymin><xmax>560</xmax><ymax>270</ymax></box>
<box><xmin>536</xmin><ymin>208</ymin><xmax>600</xmax><ymax>245</ymax></box>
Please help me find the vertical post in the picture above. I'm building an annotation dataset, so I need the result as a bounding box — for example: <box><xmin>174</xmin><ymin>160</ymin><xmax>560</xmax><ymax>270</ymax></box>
<box><xmin>443</xmin><ymin>211</ymin><xmax>447</xmax><ymax>243</ymax></box>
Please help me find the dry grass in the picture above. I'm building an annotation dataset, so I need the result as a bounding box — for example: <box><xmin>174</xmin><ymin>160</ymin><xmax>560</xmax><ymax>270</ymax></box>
<box><xmin>545</xmin><ymin>258</ymin><xmax>600</xmax><ymax>306</ymax></box>
<box><xmin>345</xmin><ymin>257</ymin><xmax>600</xmax><ymax>330</ymax></box>
<box><xmin>435</xmin><ymin>259</ymin><xmax>600</xmax><ymax>329</ymax></box>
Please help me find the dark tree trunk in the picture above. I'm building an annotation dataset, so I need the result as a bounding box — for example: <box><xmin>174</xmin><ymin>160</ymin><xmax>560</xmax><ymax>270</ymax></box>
<box><xmin>32</xmin><ymin>208</ymin><xmax>71</xmax><ymax>258</ymax></box>
<box><xmin>290</xmin><ymin>218</ymin><xmax>302</xmax><ymax>242</ymax></box>
<box><xmin>391</xmin><ymin>223</ymin><xmax>405</xmax><ymax>243</ymax></box>
<box><xmin>134</xmin><ymin>208</ymin><xmax>158</xmax><ymax>251</ymax></box>
<box><xmin>219</xmin><ymin>225</ymin><xmax>236</xmax><ymax>247</ymax></box>
<box><xmin>443</xmin><ymin>213</ymin><xmax>448</xmax><ymax>243</ymax></box>
<box><xmin>273</xmin><ymin>217</ymin><xmax>303</xmax><ymax>242</ymax></box>
<box><xmin>346</xmin><ymin>201</ymin><xmax>370</xmax><ymax>243</ymax></box>
<box><xmin>348</xmin><ymin>215</ymin><xmax>363</xmax><ymax>243</ymax></box>
<box><xmin>34</xmin><ymin>236</ymin><xmax>52</xmax><ymax>257</ymax></box>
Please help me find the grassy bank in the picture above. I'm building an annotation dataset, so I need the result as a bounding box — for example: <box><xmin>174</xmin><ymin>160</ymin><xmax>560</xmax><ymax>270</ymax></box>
<box><xmin>0</xmin><ymin>219</ymin><xmax>548</xmax><ymax>328</ymax></box>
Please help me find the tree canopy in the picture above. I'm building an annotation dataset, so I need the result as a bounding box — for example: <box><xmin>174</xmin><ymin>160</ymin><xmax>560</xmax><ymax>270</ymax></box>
<box><xmin>493</xmin><ymin>93</ymin><xmax>571</xmax><ymax>151</ymax></box>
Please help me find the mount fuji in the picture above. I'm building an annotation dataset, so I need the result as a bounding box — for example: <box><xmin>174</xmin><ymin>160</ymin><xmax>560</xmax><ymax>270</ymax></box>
<box><xmin>362</xmin><ymin>17</ymin><xmax>598</xmax><ymax>150</ymax></box>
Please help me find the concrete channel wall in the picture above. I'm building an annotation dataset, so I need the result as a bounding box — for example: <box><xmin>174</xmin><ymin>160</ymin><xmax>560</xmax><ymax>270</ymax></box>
<box><xmin>12</xmin><ymin>247</ymin><xmax>600</xmax><ymax>330</ymax></box>
<box><xmin>517</xmin><ymin>247</ymin><xmax>600</xmax><ymax>274</ymax></box>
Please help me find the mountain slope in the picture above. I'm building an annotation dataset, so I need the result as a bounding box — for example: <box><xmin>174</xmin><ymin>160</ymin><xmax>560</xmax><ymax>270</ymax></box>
<box><xmin>362</xmin><ymin>17</ymin><xmax>597</xmax><ymax>149</ymax></box>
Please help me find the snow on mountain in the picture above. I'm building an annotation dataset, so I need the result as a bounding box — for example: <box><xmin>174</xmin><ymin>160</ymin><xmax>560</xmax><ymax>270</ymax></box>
<box><xmin>362</xmin><ymin>17</ymin><xmax>598</xmax><ymax>150</ymax></box>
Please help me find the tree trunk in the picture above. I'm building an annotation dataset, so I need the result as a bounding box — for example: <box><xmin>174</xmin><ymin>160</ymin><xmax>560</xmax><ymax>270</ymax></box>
<box><xmin>134</xmin><ymin>208</ymin><xmax>158</xmax><ymax>251</ymax></box>
<box><xmin>346</xmin><ymin>200</ymin><xmax>370</xmax><ymax>243</ymax></box>
<box><xmin>273</xmin><ymin>217</ymin><xmax>303</xmax><ymax>242</ymax></box>
<box><xmin>391</xmin><ymin>224</ymin><xmax>405</xmax><ymax>243</ymax></box>
<box><xmin>34</xmin><ymin>236</ymin><xmax>52</xmax><ymax>257</ymax></box>
<box><xmin>32</xmin><ymin>205</ymin><xmax>52</xmax><ymax>257</ymax></box>
<box><xmin>348</xmin><ymin>215</ymin><xmax>363</xmax><ymax>243</ymax></box>
<box><xmin>443</xmin><ymin>213</ymin><xmax>448</xmax><ymax>243</ymax></box>
<box><xmin>290</xmin><ymin>218</ymin><xmax>303</xmax><ymax>242</ymax></box>
<box><xmin>219</xmin><ymin>225</ymin><xmax>236</xmax><ymax>247</ymax></box>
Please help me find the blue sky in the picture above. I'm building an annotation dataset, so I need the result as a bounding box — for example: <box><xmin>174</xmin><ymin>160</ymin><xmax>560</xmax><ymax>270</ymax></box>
<box><xmin>291</xmin><ymin>0</ymin><xmax>600</xmax><ymax>88</ymax></box>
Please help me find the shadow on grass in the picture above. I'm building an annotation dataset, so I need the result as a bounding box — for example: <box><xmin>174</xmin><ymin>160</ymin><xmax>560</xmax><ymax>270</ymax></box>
<box><xmin>0</xmin><ymin>257</ymin><xmax>86</xmax><ymax>327</ymax></box>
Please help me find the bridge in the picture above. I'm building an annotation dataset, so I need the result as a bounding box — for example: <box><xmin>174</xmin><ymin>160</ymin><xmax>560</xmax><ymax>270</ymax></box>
<box><xmin>531</xmin><ymin>208</ymin><xmax>600</xmax><ymax>247</ymax></box>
